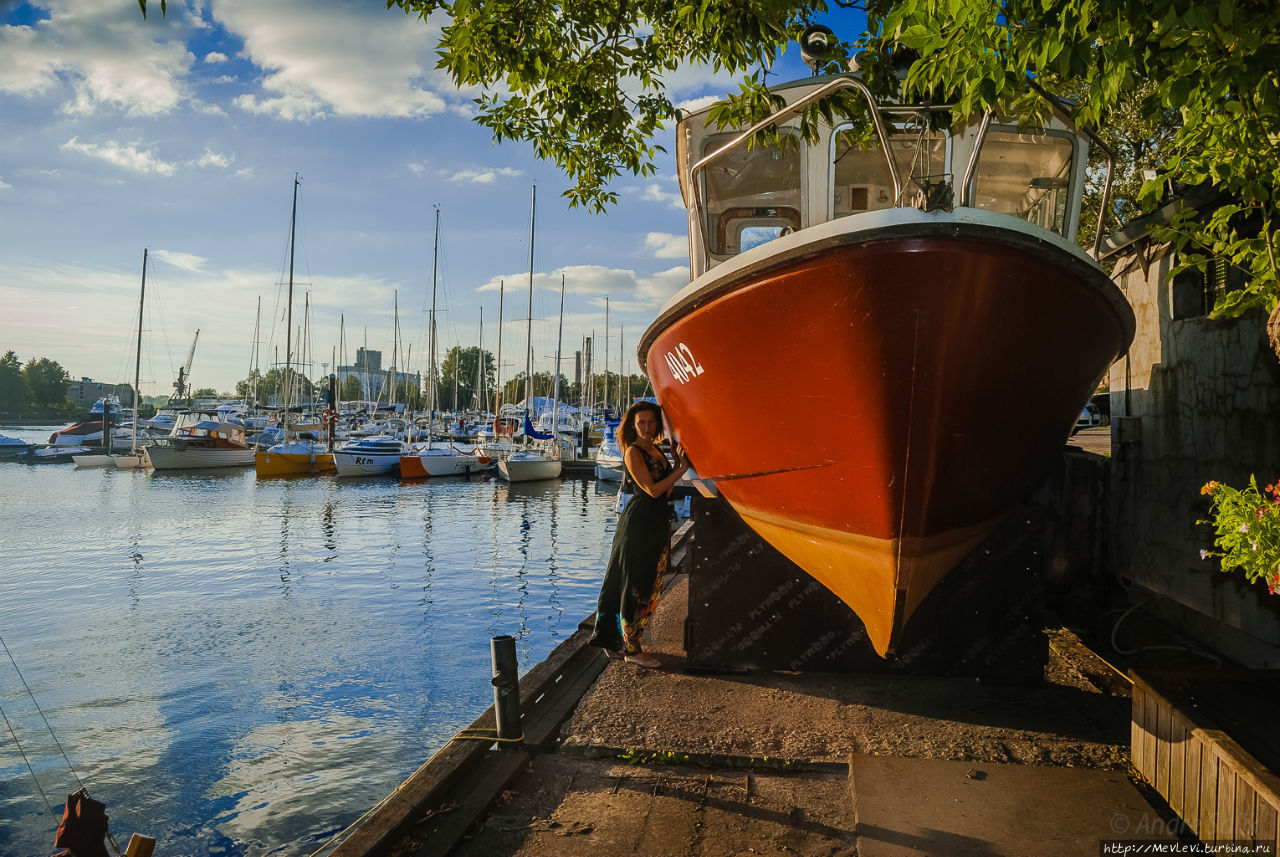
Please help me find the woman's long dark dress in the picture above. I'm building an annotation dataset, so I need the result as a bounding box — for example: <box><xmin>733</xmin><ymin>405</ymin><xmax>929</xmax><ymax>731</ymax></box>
<box><xmin>590</xmin><ymin>445</ymin><xmax>672</xmax><ymax>655</ymax></box>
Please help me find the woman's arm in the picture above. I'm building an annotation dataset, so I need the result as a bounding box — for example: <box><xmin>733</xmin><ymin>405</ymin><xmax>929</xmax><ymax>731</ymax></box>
<box><xmin>625</xmin><ymin>446</ymin><xmax>689</xmax><ymax>498</ymax></box>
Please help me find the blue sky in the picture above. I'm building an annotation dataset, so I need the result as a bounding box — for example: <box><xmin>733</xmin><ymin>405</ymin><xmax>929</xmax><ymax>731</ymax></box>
<box><xmin>0</xmin><ymin>0</ymin><xmax>852</xmax><ymax>397</ymax></box>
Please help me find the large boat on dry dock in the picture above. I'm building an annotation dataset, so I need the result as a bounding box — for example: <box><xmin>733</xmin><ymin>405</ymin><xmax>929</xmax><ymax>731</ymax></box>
<box><xmin>639</xmin><ymin>70</ymin><xmax>1135</xmax><ymax>657</ymax></box>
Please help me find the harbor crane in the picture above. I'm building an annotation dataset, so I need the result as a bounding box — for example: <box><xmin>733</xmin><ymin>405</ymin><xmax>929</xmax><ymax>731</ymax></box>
<box><xmin>173</xmin><ymin>329</ymin><xmax>200</xmax><ymax>402</ymax></box>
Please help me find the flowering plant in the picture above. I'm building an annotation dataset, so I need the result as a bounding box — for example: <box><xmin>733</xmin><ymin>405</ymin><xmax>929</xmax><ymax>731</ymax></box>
<box><xmin>1199</xmin><ymin>478</ymin><xmax>1280</xmax><ymax>595</ymax></box>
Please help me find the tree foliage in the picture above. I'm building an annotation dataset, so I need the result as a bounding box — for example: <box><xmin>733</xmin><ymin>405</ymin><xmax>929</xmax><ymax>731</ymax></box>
<box><xmin>23</xmin><ymin>358</ymin><xmax>71</xmax><ymax>411</ymax></box>
<box><xmin>138</xmin><ymin>0</ymin><xmax>1280</xmax><ymax>314</ymax></box>
<box><xmin>0</xmin><ymin>351</ymin><xmax>30</xmax><ymax>415</ymax></box>
<box><xmin>437</xmin><ymin>346</ymin><xmax>495</xmax><ymax>411</ymax></box>
<box><xmin>861</xmin><ymin>0</ymin><xmax>1280</xmax><ymax>316</ymax></box>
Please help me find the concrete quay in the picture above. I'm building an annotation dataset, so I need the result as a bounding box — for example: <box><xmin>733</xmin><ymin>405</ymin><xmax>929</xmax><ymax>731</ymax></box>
<box><xmin>337</xmin><ymin>562</ymin><xmax>1186</xmax><ymax>857</ymax></box>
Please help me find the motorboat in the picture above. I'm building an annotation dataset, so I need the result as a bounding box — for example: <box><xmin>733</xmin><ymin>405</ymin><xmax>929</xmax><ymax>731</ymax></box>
<box><xmin>638</xmin><ymin>71</ymin><xmax>1135</xmax><ymax>657</ymax></box>
<box><xmin>147</xmin><ymin>414</ymin><xmax>255</xmax><ymax>470</ymax></box>
<box><xmin>332</xmin><ymin>435</ymin><xmax>409</xmax><ymax>477</ymax></box>
<box><xmin>0</xmin><ymin>433</ymin><xmax>34</xmax><ymax>458</ymax></box>
<box><xmin>26</xmin><ymin>445</ymin><xmax>90</xmax><ymax>463</ymax></box>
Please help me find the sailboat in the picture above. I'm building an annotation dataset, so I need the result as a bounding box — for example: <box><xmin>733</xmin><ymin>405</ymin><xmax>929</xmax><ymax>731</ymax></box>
<box><xmin>638</xmin><ymin>56</ymin><xmax>1134</xmax><ymax>656</ymax></box>
<box><xmin>255</xmin><ymin>174</ymin><xmax>337</xmax><ymax>477</ymax></box>
<box><xmin>402</xmin><ymin>208</ymin><xmax>493</xmax><ymax>478</ymax></box>
<box><xmin>499</xmin><ymin>200</ymin><xmax>564</xmax><ymax>484</ymax></box>
<box><xmin>75</xmin><ymin>251</ymin><xmax>151</xmax><ymax>469</ymax></box>
<box><xmin>333</xmin><ymin>292</ymin><xmax>409</xmax><ymax>477</ymax></box>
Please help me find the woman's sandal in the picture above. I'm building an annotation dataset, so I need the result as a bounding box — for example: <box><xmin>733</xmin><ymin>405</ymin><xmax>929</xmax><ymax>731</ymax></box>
<box><xmin>624</xmin><ymin>652</ymin><xmax>661</xmax><ymax>668</ymax></box>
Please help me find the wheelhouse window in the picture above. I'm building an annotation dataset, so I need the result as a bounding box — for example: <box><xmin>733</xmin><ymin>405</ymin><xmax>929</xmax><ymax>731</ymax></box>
<box><xmin>831</xmin><ymin>125</ymin><xmax>947</xmax><ymax>217</ymax></box>
<box><xmin>971</xmin><ymin>128</ymin><xmax>1075</xmax><ymax>235</ymax></box>
<box><xmin>702</xmin><ymin>132</ymin><xmax>802</xmax><ymax>256</ymax></box>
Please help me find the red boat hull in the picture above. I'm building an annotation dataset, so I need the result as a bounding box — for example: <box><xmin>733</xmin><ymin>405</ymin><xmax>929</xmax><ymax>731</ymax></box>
<box><xmin>642</xmin><ymin>221</ymin><xmax>1132</xmax><ymax>655</ymax></box>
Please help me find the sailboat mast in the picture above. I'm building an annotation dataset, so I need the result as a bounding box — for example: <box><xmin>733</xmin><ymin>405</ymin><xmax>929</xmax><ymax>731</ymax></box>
<box><xmin>551</xmin><ymin>274</ymin><xmax>565</xmax><ymax>446</ymax></box>
<box><xmin>524</xmin><ymin>186</ymin><xmax>536</xmax><ymax>413</ymax></box>
<box><xmin>392</xmin><ymin>290</ymin><xmax>399</xmax><ymax>409</ymax></box>
<box><xmin>492</xmin><ymin>281</ymin><xmax>504</xmax><ymax>431</ymax></box>
<box><xmin>284</xmin><ymin>173</ymin><xmax>299</xmax><ymax>436</ymax></box>
<box><xmin>475</xmin><ymin>308</ymin><xmax>484</xmax><ymax>411</ymax></box>
<box><xmin>131</xmin><ymin>248</ymin><xmax>147</xmax><ymax>451</ymax></box>
<box><xmin>429</xmin><ymin>206</ymin><xmax>440</xmax><ymax>444</ymax></box>
<box><xmin>604</xmin><ymin>298</ymin><xmax>610</xmax><ymax>417</ymax></box>
<box><xmin>618</xmin><ymin>324</ymin><xmax>624</xmax><ymax>412</ymax></box>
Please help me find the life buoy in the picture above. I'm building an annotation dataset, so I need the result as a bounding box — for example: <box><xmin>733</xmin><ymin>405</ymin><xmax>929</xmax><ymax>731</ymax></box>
<box><xmin>321</xmin><ymin>409</ymin><xmax>339</xmax><ymax>425</ymax></box>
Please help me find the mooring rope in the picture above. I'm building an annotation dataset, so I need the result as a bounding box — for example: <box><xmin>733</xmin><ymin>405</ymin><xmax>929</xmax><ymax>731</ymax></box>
<box><xmin>0</xmin><ymin>631</ymin><xmax>87</xmax><ymax>794</ymax></box>
<box><xmin>0</xmin><ymin>697</ymin><xmax>57</xmax><ymax>817</ymax></box>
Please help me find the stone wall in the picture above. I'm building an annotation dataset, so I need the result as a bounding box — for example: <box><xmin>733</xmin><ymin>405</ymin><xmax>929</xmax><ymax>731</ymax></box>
<box><xmin>1108</xmin><ymin>248</ymin><xmax>1280</xmax><ymax>666</ymax></box>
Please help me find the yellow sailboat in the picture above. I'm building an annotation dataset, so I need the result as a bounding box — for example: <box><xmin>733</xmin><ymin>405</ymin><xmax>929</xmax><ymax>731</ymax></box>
<box><xmin>255</xmin><ymin>174</ymin><xmax>335</xmax><ymax>478</ymax></box>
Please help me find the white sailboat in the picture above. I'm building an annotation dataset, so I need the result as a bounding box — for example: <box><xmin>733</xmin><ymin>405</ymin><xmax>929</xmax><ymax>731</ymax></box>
<box><xmin>76</xmin><ymin>250</ymin><xmax>151</xmax><ymax>469</ymax></box>
<box><xmin>499</xmin><ymin>201</ymin><xmax>564</xmax><ymax>484</ymax></box>
<box><xmin>402</xmin><ymin>208</ymin><xmax>491</xmax><ymax>478</ymax></box>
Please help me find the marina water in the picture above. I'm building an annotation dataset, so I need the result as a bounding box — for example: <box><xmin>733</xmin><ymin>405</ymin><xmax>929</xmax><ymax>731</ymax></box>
<box><xmin>0</xmin><ymin>427</ymin><xmax>620</xmax><ymax>856</ymax></box>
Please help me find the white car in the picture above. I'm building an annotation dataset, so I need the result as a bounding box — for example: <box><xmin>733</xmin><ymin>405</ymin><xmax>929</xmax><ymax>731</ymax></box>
<box><xmin>1074</xmin><ymin>402</ymin><xmax>1103</xmax><ymax>432</ymax></box>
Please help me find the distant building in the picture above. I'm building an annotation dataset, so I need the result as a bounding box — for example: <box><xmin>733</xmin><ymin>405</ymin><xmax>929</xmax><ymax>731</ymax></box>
<box><xmin>67</xmin><ymin>377</ymin><xmax>135</xmax><ymax>410</ymax></box>
<box><xmin>336</xmin><ymin>348</ymin><xmax>419</xmax><ymax>403</ymax></box>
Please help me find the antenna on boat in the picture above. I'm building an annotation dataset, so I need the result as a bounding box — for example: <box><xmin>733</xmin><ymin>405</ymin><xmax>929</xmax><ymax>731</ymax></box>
<box><xmin>799</xmin><ymin>24</ymin><xmax>838</xmax><ymax>75</ymax></box>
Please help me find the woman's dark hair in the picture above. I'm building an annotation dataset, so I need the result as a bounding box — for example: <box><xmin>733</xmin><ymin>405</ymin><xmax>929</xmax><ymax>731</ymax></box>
<box><xmin>617</xmin><ymin>401</ymin><xmax>664</xmax><ymax>451</ymax></box>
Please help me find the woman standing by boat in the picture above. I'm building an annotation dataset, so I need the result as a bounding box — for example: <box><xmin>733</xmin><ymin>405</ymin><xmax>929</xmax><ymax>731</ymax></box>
<box><xmin>589</xmin><ymin>400</ymin><xmax>689</xmax><ymax>667</ymax></box>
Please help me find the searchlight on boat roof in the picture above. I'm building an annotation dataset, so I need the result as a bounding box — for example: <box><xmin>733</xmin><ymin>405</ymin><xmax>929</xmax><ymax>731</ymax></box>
<box><xmin>799</xmin><ymin>24</ymin><xmax>839</xmax><ymax>72</ymax></box>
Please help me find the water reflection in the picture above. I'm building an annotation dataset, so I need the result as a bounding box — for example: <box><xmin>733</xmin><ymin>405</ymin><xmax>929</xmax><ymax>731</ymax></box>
<box><xmin>0</xmin><ymin>457</ymin><xmax>617</xmax><ymax>856</ymax></box>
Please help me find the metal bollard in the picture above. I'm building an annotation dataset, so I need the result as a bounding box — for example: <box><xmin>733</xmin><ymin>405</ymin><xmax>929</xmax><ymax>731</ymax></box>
<box><xmin>490</xmin><ymin>635</ymin><xmax>521</xmax><ymax>743</ymax></box>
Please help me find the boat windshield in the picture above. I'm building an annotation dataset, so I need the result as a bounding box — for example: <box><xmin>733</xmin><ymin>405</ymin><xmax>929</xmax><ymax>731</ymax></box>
<box><xmin>832</xmin><ymin>125</ymin><xmax>947</xmax><ymax>216</ymax></box>
<box><xmin>970</xmin><ymin>128</ymin><xmax>1075</xmax><ymax>236</ymax></box>
<box><xmin>701</xmin><ymin>131</ymin><xmax>803</xmax><ymax>256</ymax></box>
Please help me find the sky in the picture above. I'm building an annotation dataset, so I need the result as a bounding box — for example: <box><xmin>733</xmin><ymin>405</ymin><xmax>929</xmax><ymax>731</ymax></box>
<box><xmin>0</xmin><ymin>0</ymin><xmax>849</xmax><ymax>399</ymax></box>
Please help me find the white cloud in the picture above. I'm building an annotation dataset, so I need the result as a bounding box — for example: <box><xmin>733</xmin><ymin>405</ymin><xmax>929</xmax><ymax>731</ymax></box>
<box><xmin>0</xmin><ymin>0</ymin><xmax>195</xmax><ymax>116</ymax></box>
<box><xmin>475</xmin><ymin>263</ymin><xmax>688</xmax><ymax>309</ymax></box>
<box><xmin>448</xmin><ymin>167</ymin><xmax>523</xmax><ymax>185</ymax></box>
<box><xmin>0</xmin><ymin>177</ymin><xmax>11</xmax><ymax>192</ymax></box>
<box><xmin>638</xmin><ymin>182</ymin><xmax>684</xmax><ymax>209</ymax></box>
<box><xmin>60</xmin><ymin>137</ymin><xmax>177</xmax><ymax>175</ymax></box>
<box><xmin>676</xmin><ymin>94</ymin><xmax>721</xmax><ymax>114</ymax></box>
<box><xmin>152</xmin><ymin>250</ymin><xmax>209</xmax><ymax>272</ymax></box>
<box><xmin>191</xmin><ymin>148</ymin><xmax>232</xmax><ymax>169</ymax></box>
<box><xmin>215</xmin><ymin>0</ymin><xmax>454</xmax><ymax>120</ymax></box>
<box><xmin>204</xmin><ymin>51</ymin><xmax>228</xmax><ymax>63</ymax></box>
<box><xmin>407</xmin><ymin>162</ymin><xmax>428</xmax><ymax>174</ymax></box>
<box><xmin>210</xmin><ymin>74</ymin><xmax>236</xmax><ymax>84</ymax></box>
<box><xmin>644</xmin><ymin>232</ymin><xmax>687</xmax><ymax>259</ymax></box>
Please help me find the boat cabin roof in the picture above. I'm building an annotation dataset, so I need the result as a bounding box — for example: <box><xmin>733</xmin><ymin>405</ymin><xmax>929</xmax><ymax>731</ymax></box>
<box><xmin>675</xmin><ymin>74</ymin><xmax>1095</xmax><ymax>279</ymax></box>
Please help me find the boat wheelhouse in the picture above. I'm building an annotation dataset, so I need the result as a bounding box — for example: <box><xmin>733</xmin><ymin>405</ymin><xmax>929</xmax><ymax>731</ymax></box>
<box><xmin>639</xmin><ymin>73</ymin><xmax>1135</xmax><ymax>657</ymax></box>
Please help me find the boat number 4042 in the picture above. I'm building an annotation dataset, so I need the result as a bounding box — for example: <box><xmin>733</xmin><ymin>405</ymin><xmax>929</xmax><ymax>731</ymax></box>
<box><xmin>664</xmin><ymin>343</ymin><xmax>705</xmax><ymax>384</ymax></box>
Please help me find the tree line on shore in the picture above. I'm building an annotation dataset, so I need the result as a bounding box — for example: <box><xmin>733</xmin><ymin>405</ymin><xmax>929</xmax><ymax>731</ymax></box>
<box><xmin>0</xmin><ymin>344</ymin><xmax>651</xmax><ymax>422</ymax></box>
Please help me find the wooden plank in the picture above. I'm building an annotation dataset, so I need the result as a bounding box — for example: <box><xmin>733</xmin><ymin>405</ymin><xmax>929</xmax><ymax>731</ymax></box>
<box><xmin>1143</xmin><ymin>689</ymin><xmax>1159</xmax><ymax>783</ymax></box>
<box><xmin>1156</xmin><ymin>700</ymin><xmax>1172</xmax><ymax>794</ymax></box>
<box><xmin>1216</xmin><ymin>754</ymin><xmax>1237</xmax><ymax>842</ymax></box>
<box><xmin>1184</xmin><ymin>733</ymin><xmax>1201</xmax><ymax>833</ymax></box>
<box><xmin>1257</xmin><ymin>800</ymin><xmax>1277</xmax><ymax>849</ymax></box>
<box><xmin>1131</xmin><ymin>683</ymin><xmax>1146</xmax><ymax>776</ymax></box>
<box><xmin>1235</xmin><ymin>778</ymin><xmax>1257</xmax><ymax>843</ymax></box>
<box><xmin>1212</xmin><ymin>731</ymin><xmax>1280</xmax><ymax>808</ymax></box>
<box><xmin>1200</xmin><ymin>738</ymin><xmax>1218</xmax><ymax>842</ymax></box>
<box><xmin>1169</xmin><ymin>713</ymin><xmax>1186</xmax><ymax>820</ymax></box>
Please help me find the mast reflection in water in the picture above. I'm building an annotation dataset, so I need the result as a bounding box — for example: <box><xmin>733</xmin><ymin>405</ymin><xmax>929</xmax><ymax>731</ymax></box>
<box><xmin>0</xmin><ymin>436</ymin><xmax>622</xmax><ymax>857</ymax></box>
